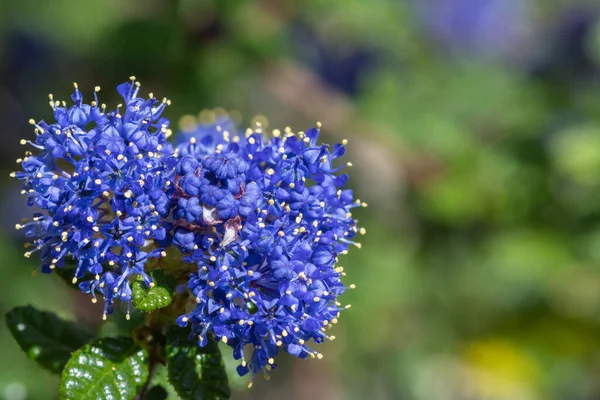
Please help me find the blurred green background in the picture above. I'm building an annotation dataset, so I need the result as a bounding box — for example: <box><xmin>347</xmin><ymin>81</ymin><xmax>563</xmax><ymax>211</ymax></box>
<box><xmin>3</xmin><ymin>0</ymin><xmax>600</xmax><ymax>399</ymax></box>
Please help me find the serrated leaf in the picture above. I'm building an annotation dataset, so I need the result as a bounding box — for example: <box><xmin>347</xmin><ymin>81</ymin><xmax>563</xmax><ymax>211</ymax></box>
<box><xmin>5</xmin><ymin>306</ymin><xmax>94</xmax><ymax>374</ymax></box>
<box><xmin>132</xmin><ymin>272</ymin><xmax>174</xmax><ymax>312</ymax></box>
<box><xmin>59</xmin><ymin>336</ymin><xmax>148</xmax><ymax>400</ymax></box>
<box><xmin>166</xmin><ymin>326</ymin><xmax>231</xmax><ymax>400</ymax></box>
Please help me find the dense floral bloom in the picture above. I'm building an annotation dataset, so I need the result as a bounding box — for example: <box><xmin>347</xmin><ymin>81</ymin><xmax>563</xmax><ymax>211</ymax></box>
<box><xmin>173</xmin><ymin>120</ymin><xmax>364</xmax><ymax>379</ymax></box>
<box><xmin>13</xmin><ymin>79</ymin><xmax>363</xmax><ymax>382</ymax></box>
<box><xmin>13</xmin><ymin>78</ymin><xmax>176</xmax><ymax>318</ymax></box>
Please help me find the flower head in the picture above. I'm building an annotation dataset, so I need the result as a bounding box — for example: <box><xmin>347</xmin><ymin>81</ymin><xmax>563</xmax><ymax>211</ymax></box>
<box><xmin>13</xmin><ymin>78</ymin><xmax>176</xmax><ymax>318</ymax></box>
<box><xmin>173</xmin><ymin>121</ymin><xmax>364</xmax><ymax>378</ymax></box>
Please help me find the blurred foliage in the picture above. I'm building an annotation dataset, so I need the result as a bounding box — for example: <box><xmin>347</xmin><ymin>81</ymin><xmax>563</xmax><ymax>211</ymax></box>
<box><xmin>3</xmin><ymin>0</ymin><xmax>600</xmax><ymax>399</ymax></box>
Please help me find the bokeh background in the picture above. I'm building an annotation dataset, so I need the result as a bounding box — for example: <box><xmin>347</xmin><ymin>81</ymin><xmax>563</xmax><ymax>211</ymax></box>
<box><xmin>2</xmin><ymin>0</ymin><xmax>600</xmax><ymax>399</ymax></box>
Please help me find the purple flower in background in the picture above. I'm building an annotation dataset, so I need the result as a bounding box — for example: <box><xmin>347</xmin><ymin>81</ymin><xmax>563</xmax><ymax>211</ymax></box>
<box><xmin>530</xmin><ymin>7</ymin><xmax>599</xmax><ymax>82</ymax></box>
<box><xmin>173</xmin><ymin>121</ymin><xmax>364</xmax><ymax>380</ymax></box>
<box><xmin>417</xmin><ymin>0</ymin><xmax>535</xmax><ymax>60</ymax></box>
<box><xmin>291</xmin><ymin>23</ymin><xmax>379</xmax><ymax>95</ymax></box>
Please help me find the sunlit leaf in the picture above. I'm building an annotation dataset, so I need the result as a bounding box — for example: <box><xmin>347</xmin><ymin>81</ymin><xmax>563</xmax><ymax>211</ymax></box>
<box><xmin>59</xmin><ymin>337</ymin><xmax>148</xmax><ymax>400</ymax></box>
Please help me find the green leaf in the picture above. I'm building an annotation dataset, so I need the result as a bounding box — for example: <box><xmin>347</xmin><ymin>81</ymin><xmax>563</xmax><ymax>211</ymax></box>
<box><xmin>132</xmin><ymin>271</ymin><xmax>174</xmax><ymax>312</ymax></box>
<box><xmin>59</xmin><ymin>336</ymin><xmax>149</xmax><ymax>400</ymax></box>
<box><xmin>166</xmin><ymin>326</ymin><xmax>231</xmax><ymax>400</ymax></box>
<box><xmin>5</xmin><ymin>306</ymin><xmax>94</xmax><ymax>374</ymax></box>
<box><xmin>145</xmin><ymin>385</ymin><xmax>169</xmax><ymax>400</ymax></box>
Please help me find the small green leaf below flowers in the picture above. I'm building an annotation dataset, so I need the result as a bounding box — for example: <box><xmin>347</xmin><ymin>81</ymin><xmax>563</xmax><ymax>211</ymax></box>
<box><xmin>59</xmin><ymin>336</ymin><xmax>149</xmax><ymax>400</ymax></box>
<box><xmin>5</xmin><ymin>305</ymin><xmax>94</xmax><ymax>374</ymax></box>
<box><xmin>166</xmin><ymin>326</ymin><xmax>231</xmax><ymax>400</ymax></box>
<box><xmin>132</xmin><ymin>271</ymin><xmax>174</xmax><ymax>312</ymax></box>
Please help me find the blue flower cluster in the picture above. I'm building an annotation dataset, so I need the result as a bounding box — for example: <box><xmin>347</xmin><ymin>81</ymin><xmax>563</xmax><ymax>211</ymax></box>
<box><xmin>15</xmin><ymin>80</ymin><xmax>364</xmax><ymax>378</ymax></box>
<box><xmin>14</xmin><ymin>78</ymin><xmax>175</xmax><ymax>319</ymax></box>
<box><xmin>173</xmin><ymin>121</ymin><xmax>364</xmax><ymax>379</ymax></box>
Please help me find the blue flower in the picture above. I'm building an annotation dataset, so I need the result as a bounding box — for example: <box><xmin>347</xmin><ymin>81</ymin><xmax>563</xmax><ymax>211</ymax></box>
<box><xmin>173</xmin><ymin>121</ymin><xmax>365</xmax><ymax>380</ymax></box>
<box><xmin>14</xmin><ymin>77</ymin><xmax>176</xmax><ymax>319</ymax></box>
<box><xmin>175</xmin><ymin>113</ymin><xmax>236</xmax><ymax>160</ymax></box>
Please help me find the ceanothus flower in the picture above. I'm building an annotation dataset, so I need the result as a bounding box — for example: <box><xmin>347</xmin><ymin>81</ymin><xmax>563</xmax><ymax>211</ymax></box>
<box><xmin>175</xmin><ymin>113</ymin><xmax>236</xmax><ymax>159</ymax></box>
<box><xmin>172</xmin><ymin>120</ymin><xmax>365</xmax><ymax>381</ymax></box>
<box><xmin>13</xmin><ymin>77</ymin><xmax>176</xmax><ymax>319</ymax></box>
